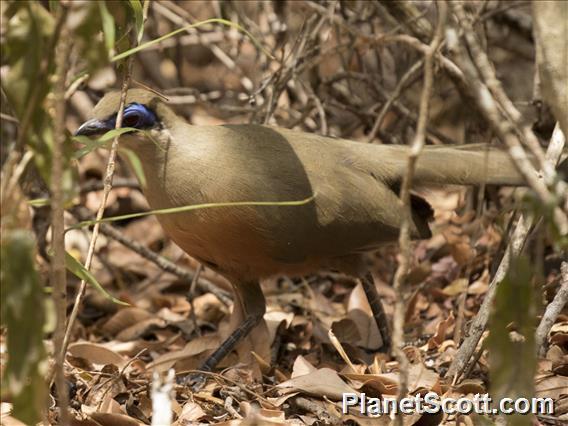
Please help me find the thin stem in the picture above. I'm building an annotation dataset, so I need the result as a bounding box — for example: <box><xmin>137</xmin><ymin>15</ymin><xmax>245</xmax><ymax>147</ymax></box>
<box><xmin>60</xmin><ymin>56</ymin><xmax>135</xmax><ymax>361</ymax></box>
<box><xmin>51</xmin><ymin>7</ymin><xmax>71</xmax><ymax>424</ymax></box>
<box><xmin>392</xmin><ymin>3</ymin><xmax>447</xmax><ymax>425</ymax></box>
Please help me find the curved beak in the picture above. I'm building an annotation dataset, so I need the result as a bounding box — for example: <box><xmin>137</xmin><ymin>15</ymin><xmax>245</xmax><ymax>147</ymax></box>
<box><xmin>74</xmin><ymin>118</ymin><xmax>112</xmax><ymax>137</ymax></box>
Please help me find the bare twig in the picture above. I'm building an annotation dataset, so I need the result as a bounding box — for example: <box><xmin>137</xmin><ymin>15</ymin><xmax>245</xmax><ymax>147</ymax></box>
<box><xmin>79</xmin><ymin>177</ymin><xmax>140</xmax><ymax>194</ymax></box>
<box><xmin>0</xmin><ymin>112</ymin><xmax>19</xmax><ymax>123</ymax></box>
<box><xmin>50</xmin><ymin>9</ymin><xmax>71</xmax><ymax>424</ymax></box>
<box><xmin>447</xmin><ymin>124</ymin><xmax>566</xmax><ymax>380</ymax></box>
<box><xmin>453</xmin><ymin>291</ymin><xmax>467</xmax><ymax>345</ymax></box>
<box><xmin>367</xmin><ymin>60</ymin><xmax>423</xmax><ymax>143</ymax></box>
<box><xmin>154</xmin><ymin>1</ymin><xmax>254</xmax><ymax>92</ymax></box>
<box><xmin>535</xmin><ymin>262</ymin><xmax>568</xmax><ymax>357</ymax></box>
<box><xmin>448</xmin><ymin>2</ymin><xmax>568</xmax><ymax>233</ymax></box>
<box><xmin>2</xmin><ymin>151</ymin><xmax>34</xmax><ymax>203</ymax></box>
<box><xmin>61</xmin><ymin>57</ymin><xmax>135</xmax><ymax>361</ymax></box>
<box><xmin>392</xmin><ymin>3</ymin><xmax>447</xmax><ymax>425</ymax></box>
<box><xmin>223</xmin><ymin>396</ymin><xmax>242</xmax><ymax>420</ymax></box>
<box><xmin>188</xmin><ymin>263</ymin><xmax>204</xmax><ymax>334</ymax></box>
<box><xmin>380</xmin><ymin>1</ymin><xmax>433</xmax><ymax>42</ymax></box>
<box><xmin>70</xmin><ymin>206</ymin><xmax>232</xmax><ymax>306</ymax></box>
<box><xmin>453</xmin><ymin>3</ymin><xmax>547</xmax><ymax>168</ymax></box>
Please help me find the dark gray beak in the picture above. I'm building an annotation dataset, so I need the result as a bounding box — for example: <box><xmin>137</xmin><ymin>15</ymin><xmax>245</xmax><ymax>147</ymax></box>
<box><xmin>74</xmin><ymin>118</ymin><xmax>112</xmax><ymax>137</ymax></box>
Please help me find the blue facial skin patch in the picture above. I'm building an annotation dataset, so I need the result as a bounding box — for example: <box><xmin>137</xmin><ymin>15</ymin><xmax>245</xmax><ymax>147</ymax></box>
<box><xmin>106</xmin><ymin>103</ymin><xmax>157</xmax><ymax>129</ymax></box>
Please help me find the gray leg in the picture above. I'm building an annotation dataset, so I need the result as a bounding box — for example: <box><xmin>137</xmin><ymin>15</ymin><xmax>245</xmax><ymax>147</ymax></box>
<box><xmin>199</xmin><ymin>280</ymin><xmax>266</xmax><ymax>372</ymax></box>
<box><xmin>199</xmin><ymin>311</ymin><xmax>264</xmax><ymax>372</ymax></box>
<box><xmin>360</xmin><ymin>271</ymin><xmax>391</xmax><ymax>353</ymax></box>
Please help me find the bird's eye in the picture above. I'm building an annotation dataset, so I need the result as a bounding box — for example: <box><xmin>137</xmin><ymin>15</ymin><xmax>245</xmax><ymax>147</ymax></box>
<box><xmin>120</xmin><ymin>103</ymin><xmax>157</xmax><ymax>129</ymax></box>
<box><xmin>123</xmin><ymin>112</ymin><xmax>141</xmax><ymax>127</ymax></box>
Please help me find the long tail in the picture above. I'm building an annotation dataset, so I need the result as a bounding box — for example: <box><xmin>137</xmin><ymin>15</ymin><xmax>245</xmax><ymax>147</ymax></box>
<box><xmin>387</xmin><ymin>144</ymin><xmax>529</xmax><ymax>186</ymax></box>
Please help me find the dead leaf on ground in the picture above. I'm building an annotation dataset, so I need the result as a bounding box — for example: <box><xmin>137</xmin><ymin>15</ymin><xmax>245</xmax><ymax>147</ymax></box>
<box><xmin>277</xmin><ymin>368</ymin><xmax>359</xmax><ymax>400</ymax></box>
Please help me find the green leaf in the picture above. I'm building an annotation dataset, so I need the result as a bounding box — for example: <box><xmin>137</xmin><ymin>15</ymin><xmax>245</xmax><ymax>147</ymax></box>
<box><xmin>73</xmin><ymin>136</ymin><xmax>105</xmax><ymax>159</ymax></box>
<box><xmin>70</xmin><ymin>194</ymin><xmax>316</xmax><ymax>229</ymax></box>
<box><xmin>65</xmin><ymin>251</ymin><xmax>129</xmax><ymax>306</ymax></box>
<box><xmin>1</xmin><ymin>231</ymin><xmax>47</xmax><ymax>425</ymax></box>
<box><xmin>120</xmin><ymin>148</ymin><xmax>147</xmax><ymax>187</ymax></box>
<box><xmin>128</xmin><ymin>0</ymin><xmax>144</xmax><ymax>44</ymax></box>
<box><xmin>488</xmin><ymin>256</ymin><xmax>536</xmax><ymax>426</ymax></box>
<box><xmin>111</xmin><ymin>18</ymin><xmax>274</xmax><ymax>62</ymax></box>
<box><xmin>73</xmin><ymin>127</ymin><xmax>139</xmax><ymax>159</ymax></box>
<box><xmin>99</xmin><ymin>1</ymin><xmax>115</xmax><ymax>57</ymax></box>
<box><xmin>98</xmin><ymin>127</ymin><xmax>140</xmax><ymax>142</ymax></box>
<box><xmin>27</xmin><ymin>198</ymin><xmax>50</xmax><ymax>207</ymax></box>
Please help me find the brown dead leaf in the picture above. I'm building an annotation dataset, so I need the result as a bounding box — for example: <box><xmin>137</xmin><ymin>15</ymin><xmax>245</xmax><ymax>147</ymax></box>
<box><xmin>265</xmin><ymin>310</ymin><xmax>294</xmax><ymax>345</ymax></box>
<box><xmin>552</xmin><ymin>355</ymin><xmax>568</xmax><ymax>376</ymax></box>
<box><xmin>277</xmin><ymin>368</ymin><xmax>359</xmax><ymax>400</ymax></box>
<box><xmin>331</xmin><ymin>318</ymin><xmax>361</xmax><ymax>345</ymax></box>
<box><xmin>550</xmin><ymin>332</ymin><xmax>568</xmax><ymax>346</ymax></box>
<box><xmin>555</xmin><ymin>394</ymin><xmax>568</xmax><ymax>417</ymax></box>
<box><xmin>83</xmin><ymin>365</ymin><xmax>127</xmax><ymax>407</ymax></box>
<box><xmin>343</xmin><ymin>372</ymin><xmax>399</xmax><ymax>395</ymax></box>
<box><xmin>174</xmin><ymin>401</ymin><xmax>207</xmax><ymax>425</ymax></box>
<box><xmin>452</xmin><ymin>378</ymin><xmax>485</xmax><ymax>395</ymax></box>
<box><xmin>427</xmin><ymin>311</ymin><xmax>455</xmax><ymax>350</ymax></box>
<box><xmin>408</xmin><ymin>363</ymin><xmax>440</xmax><ymax>393</ymax></box>
<box><xmin>147</xmin><ymin>335</ymin><xmax>220</xmax><ymax>373</ymax></box>
<box><xmin>116</xmin><ymin>317</ymin><xmax>167</xmax><ymax>341</ymax></box>
<box><xmin>291</xmin><ymin>355</ymin><xmax>318</xmax><ymax>378</ymax></box>
<box><xmin>84</xmin><ymin>395</ymin><xmax>125</xmax><ymax>415</ymax></box>
<box><xmin>98</xmin><ymin>339</ymin><xmax>165</xmax><ymax>358</ymax></box>
<box><xmin>467</xmin><ymin>270</ymin><xmax>489</xmax><ymax>295</ymax></box>
<box><xmin>193</xmin><ymin>293</ymin><xmax>226</xmax><ymax>323</ymax></box>
<box><xmin>549</xmin><ymin>322</ymin><xmax>568</xmax><ymax>348</ymax></box>
<box><xmin>100</xmin><ymin>308</ymin><xmax>153</xmax><ymax>336</ymax></box>
<box><xmin>347</xmin><ymin>284</ymin><xmax>382</xmax><ymax>350</ymax></box>
<box><xmin>68</xmin><ymin>342</ymin><xmax>127</xmax><ymax>369</ymax></box>
<box><xmin>535</xmin><ymin>373</ymin><xmax>568</xmax><ymax>400</ymax></box>
<box><xmin>265</xmin><ymin>392</ymin><xmax>300</xmax><ymax>408</ymax></box>
<box><xmin>88</xmin><ymin>412</ymin><xmax>142</xmax><ymax>426</ymax></box>
<box><xmin>222</xmin><ymin>403</ymin><xmax>285</xmax><ymax>425</ymax></box>
<box><xmin>343</xmin><ymin>413</ymin><xmax>392</xmax><ymax>426</ymax></box>
<box><xmin>156</xmin><ymin>307</ymin><xmax>187</xmax><ymax>323</ymax></box>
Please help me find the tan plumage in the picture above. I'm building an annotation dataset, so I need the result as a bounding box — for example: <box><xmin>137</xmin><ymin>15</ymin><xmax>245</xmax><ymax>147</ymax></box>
<box><xmin>78</xmin><ymin>89</ymin><xmax>528</xmax><ymax>373</ymax></box>
<box><xmin>89</xmin><ymin>89</ymin><xmax>526</xmax><ymax>279</ymax></box>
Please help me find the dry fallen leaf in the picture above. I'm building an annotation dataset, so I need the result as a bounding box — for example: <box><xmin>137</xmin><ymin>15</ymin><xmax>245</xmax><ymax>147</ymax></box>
<box><xmin>277</xmin><ymin>368</ymin><xmax>359</xmax><ymax>400</ymax></box>
<box><xmin>427</xmin><ymin>311</ymin><xmax>455</xmax><ymax>350</ymax></box>
<box><xmin>174</xmin><ymin>401</ymin><xmax>207</xmax><ymax>425</ymax></box>
<box><xmin>68</xmin><ymin>342</ymin><xmax>128</xmax><ymax>370</ymax></box>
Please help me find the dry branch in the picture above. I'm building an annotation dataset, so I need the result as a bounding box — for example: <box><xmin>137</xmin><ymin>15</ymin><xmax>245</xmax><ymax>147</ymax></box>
<box><xmin>391</xmin><ymin>3</ymin><xmax>447</xmax><ymax>425</ymax></box>
<box><xmin>447</xmin><ymin>124</ymin><xmax>566</xmax><ymax>380</ymax></box>
<box><xmin>51</xmin><ymin>8</ymin><xmax>71</xmax><ymax>424</ymax></box>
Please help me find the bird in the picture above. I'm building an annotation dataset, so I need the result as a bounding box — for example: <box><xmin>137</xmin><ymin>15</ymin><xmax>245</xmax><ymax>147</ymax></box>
<box><xmin>75</xmin><ymin>88</ymin><xmax>529</xmax><ymax>379</ymax></box>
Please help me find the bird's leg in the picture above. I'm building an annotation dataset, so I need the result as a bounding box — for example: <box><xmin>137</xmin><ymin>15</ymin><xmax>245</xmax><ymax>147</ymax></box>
<box><xmin>360</xmin><ymin>271</ymin><xmax>391</xmax><ymax>353</ymax></box>
<box><xmin>184</xmin><ymin>280</ymin><xmax>266</xmax><ymax>390</ymax></box>
<box><xmin>199</xmin><ymin>312</ymin><xmax>264</xmax><ymax>373</ymax></box>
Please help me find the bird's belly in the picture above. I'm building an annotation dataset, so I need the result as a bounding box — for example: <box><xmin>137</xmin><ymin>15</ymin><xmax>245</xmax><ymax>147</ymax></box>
<box><xmin>155</xmin><ymin>207</ymin><xmax>324</xmax><ymax>280</ymax></box>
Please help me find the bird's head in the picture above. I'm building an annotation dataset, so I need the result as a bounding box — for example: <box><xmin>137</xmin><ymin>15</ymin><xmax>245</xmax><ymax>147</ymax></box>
<box><xmin>74</xmin><ymin>89</ymin><xmax>178</xmax><ymax>151</ymax></box>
